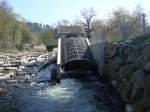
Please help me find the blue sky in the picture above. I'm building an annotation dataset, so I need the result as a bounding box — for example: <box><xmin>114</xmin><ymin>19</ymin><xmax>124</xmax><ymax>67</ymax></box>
<box><xmin>9</xmin><ymin>0</ymin><xmax>149</xmax><ymax>25</ymax></box>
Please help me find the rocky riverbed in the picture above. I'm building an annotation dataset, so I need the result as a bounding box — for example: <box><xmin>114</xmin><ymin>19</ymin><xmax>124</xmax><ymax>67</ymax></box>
<box><xmin>0</xmin><ymin>52</ymin><xmax>125</xmax><ymax>112</ymax></box>
<box><xmin>0</xmin><ymin>52</ymin><xmax>56</xmax><ymax>94</ymax></box>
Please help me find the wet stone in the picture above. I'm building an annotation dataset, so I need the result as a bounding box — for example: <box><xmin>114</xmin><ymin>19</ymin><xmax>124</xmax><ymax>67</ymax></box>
<box><xmin>0</xmin><ymin>88</ymin><xmax>8</xmax><ymax>95</ymax></box>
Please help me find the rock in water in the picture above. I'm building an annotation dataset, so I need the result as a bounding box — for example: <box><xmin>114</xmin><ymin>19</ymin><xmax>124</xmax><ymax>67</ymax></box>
<box><xmin>0</xmin><ymin>88</ymin><xmax>8</xmax><ymax>95</ymax></box>
<box><xmin>6</xmin><ymin>79</ymin><xmax>18</xmax><ymax>83</ymax></box>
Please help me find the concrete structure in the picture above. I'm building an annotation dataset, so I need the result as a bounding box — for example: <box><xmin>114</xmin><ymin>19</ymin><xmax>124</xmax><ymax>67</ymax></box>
<box><xmin>58</xmin><ymin>26</ymin><xmax>85</xmax><ymax>38</ymax></box>
<box><xmin>89</xmin><ymin>31</ymin><xmax>106</xmax><ymax>74</ymax></box>
<box><xmin>89</xmin><ymin>42</ymin><xmax>105</xmax><ymax>74</ymax></box>
<box><xmin>57</xmin><ymin>37</ymin><xmax>96</xmax><ymax>73</ymax></box>
<box><xmin>57</xmin><ymin>25</ymin><xmax>97</xmax><ymax>74</ymax></box>
<box><xmin>61</xmin><ymin>37</ymin><xmax>96</xmax><ymax>72</ymax></box>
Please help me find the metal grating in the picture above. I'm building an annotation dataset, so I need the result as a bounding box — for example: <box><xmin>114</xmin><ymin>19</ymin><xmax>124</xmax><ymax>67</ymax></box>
<box><xmin>60</xmin><ymin>37</ymin><xmax>96</xmax><ymax>71</ymax></box>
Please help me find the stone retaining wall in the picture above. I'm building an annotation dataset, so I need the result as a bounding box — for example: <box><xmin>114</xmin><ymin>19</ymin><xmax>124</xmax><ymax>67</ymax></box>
<box><xmin>103</xmin><ymin>42</ymin><xmax>150</xmax><ymax>111</ymax></box>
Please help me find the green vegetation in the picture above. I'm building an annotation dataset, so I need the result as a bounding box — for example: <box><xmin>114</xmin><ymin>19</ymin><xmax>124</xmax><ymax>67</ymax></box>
<box><xmin>28</xmin><ymin>22</ymin><xmax>58</xmax><ymax>45</ymax></box>
<box><xmin>0</xmin><ymin>0</ymin><xmax>57</xmax><ymax>52</ymax></box>
<box><xmin>88</xmin><ymin>6</ymin><xmax>150</xmax><ymax>43</ymax></box>
<box><xmin>0</xmin><ymin>0</ymin><xmax>149</xmax><ymax>52</ymax></box>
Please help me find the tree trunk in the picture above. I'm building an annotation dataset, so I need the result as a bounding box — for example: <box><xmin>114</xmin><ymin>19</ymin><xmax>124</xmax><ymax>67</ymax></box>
<box><xmin>87</xmin><ymin>23</ymin><xmax>90</xmax><ymax>38</ymax></box>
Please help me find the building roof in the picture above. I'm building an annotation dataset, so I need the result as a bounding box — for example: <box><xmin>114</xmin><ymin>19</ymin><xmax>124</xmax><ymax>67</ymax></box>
<box><xmin>59</xmin><ymin>26</ymin><xmax>85</xmax><ymax>34</ymax></box>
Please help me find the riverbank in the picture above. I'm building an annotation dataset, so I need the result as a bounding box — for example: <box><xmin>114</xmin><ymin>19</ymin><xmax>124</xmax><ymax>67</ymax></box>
<box><xmin>0</xmin><ymin>51</ymin><xmax>56</xmax><ymax>92</ymax></box>
<box><xmin>0</xmin><ymin>51</ymin><xmax>57</xmax><ymax>111</ymax></box>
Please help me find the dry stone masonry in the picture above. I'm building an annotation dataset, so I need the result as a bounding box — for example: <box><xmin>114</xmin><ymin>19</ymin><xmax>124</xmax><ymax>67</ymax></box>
<box><xmin>103</xmin><ymin>41</ymin><xmax>150</xmax><ymax>111</ymax></box>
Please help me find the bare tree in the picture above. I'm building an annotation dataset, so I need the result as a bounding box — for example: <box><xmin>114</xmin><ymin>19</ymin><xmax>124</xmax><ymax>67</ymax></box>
<box><xmin>79</xmin><ymin>7</ymin><xmax>96</xmax><ymax>38</ymax></box>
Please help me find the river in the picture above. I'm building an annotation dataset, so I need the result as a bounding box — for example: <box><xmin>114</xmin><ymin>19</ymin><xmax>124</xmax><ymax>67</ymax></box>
<box><xmin>0</xmin><ymin>61</ymin><xmax>124</xmax><ymax>112</ymax></box>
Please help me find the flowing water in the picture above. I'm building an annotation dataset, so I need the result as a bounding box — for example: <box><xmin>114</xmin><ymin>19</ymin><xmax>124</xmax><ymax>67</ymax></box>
<box><xmin>0</xmin><ymin>67</ymin><xmax>124</xmax><ymax>112</ymax></box>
